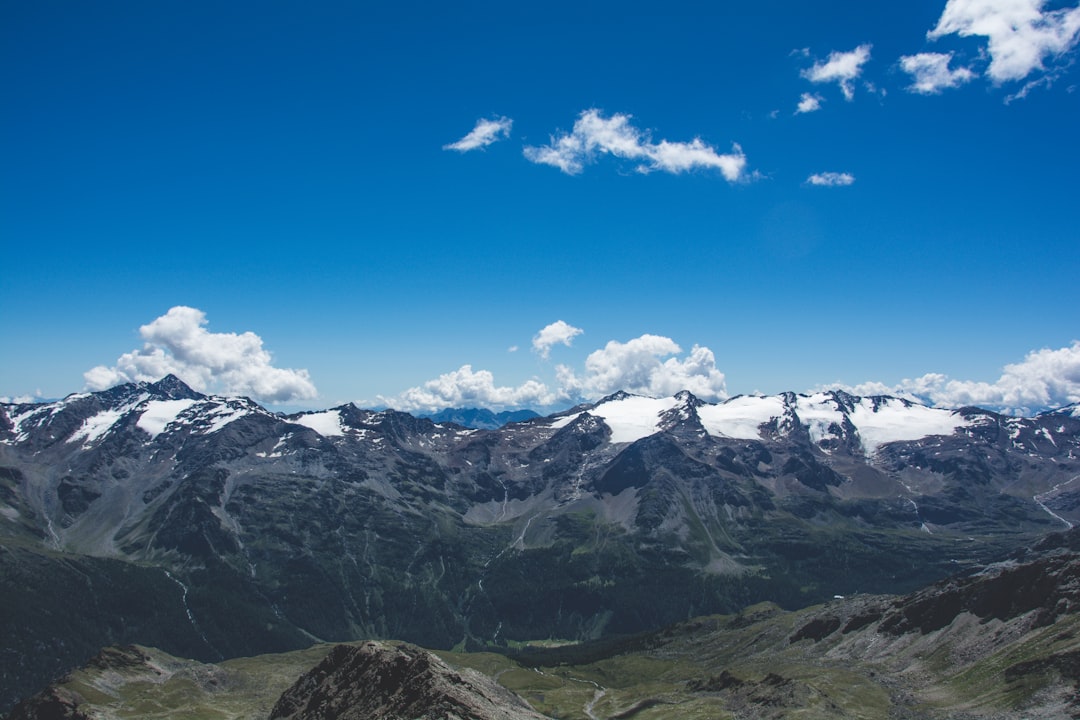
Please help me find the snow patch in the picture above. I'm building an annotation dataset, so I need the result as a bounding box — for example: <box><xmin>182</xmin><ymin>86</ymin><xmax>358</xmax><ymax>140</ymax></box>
<box><xmin>199</xmin><ymin>403</ymin><xmax>251</xmax><ymax>434</ymax></box>
<box><xmin>549</xmin><ymin>412</ymin><xmax>582</xmax><ymax>430</ymax></box>
<box><xmin>137</xmin><ymin>399</ymin><xmax>198</xmax><ymax>439</ymax></box>
<box><xmin>699</xmin><ymin>395</ymin><xmax>785</xmax><ymax>440</ymax></box>
<box><xmin>794</xmin><ymin>393</ymin><xmax>845</xmax><ymax>445</ymax></box>
<box><xmin>291</xmin><ymin>409</ymin><xmax>345</xmax><ymax>437</ymax></box>
<box><xmin>5</xmin><ymin>404</ymin><xmax>59</xmax><ymax>443</ymax></box>
<box><xmin>69</xmin><ymin>395</ymin><xmax>148</xmax><ymax>447</ymax></box>
<box><xmin>71</xmin><ymin>409</ymin><xmax>127</xmax><ymax>446</ymax></box>
<box><xmin>849</xmin><ymin>398</ymin><xmax>971</xmax><ymax>455</ymax></box>
<box><xmin>587</xmin><ymin>395</ymin><xmax>678</xmax><ymax>443</ymax></box>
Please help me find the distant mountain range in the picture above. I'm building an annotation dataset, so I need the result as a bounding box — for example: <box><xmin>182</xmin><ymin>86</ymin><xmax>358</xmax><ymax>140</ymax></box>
<box><xmin>419</xmin><ymin>407</ymin><xmax>541</xmax><ymax>430</ymax></box>
<box><xmin>2</xmin><ymin>375</ymin><xmax>1079</xmax><ymax>712</ymax></box>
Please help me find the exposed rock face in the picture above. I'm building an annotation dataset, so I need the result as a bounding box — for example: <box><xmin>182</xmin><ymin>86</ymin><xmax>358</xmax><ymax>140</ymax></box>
<box><xmin>269</xmin><ymin>642</ymin><xmax>549</xmax><ymax>720</ymax></box>
<box><xmin>788</xmin><ymin>527</ymin><xmax>1080</xmax><ymax>644</ymax></box>
<box><xmin>5</xmin><ymin>686</ymin><xmax>90</xmax><ymax>720</ymax></box>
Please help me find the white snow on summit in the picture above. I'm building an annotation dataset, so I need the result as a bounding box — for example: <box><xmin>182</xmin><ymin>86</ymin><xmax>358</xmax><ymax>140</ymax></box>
<box><xmin>291</xmin><ymin>409</ymin><xmax>345</xmax><ymax>437</ymax></box>
<box><xmin>586</xmin><ymin>395</ymin><xmax>678</xmax><ymax>443</ymax></box>
<box><xmin>563</xmin><ymin>391</ymin><xmax>976</xmax><ymax>454</ymax></box>
<box><xmin>849</xmin><ymin>398</ymin><xmax>970</xmax><ymax>455</ymax></box>
<box><xmin>698</xmin><ymin>395</ymin><xmax>786</xmax><ymax>440</ymax></box>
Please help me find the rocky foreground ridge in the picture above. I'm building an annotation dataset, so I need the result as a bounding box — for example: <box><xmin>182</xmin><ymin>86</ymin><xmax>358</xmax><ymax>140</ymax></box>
<box><xmin>9</xmin><ymin>527</ymin><xmax>1080</xmax><ymax>719</ymax></box>
<box><xmin>2</xmin><ymin>376</ymin><xmax>1079</xmax><ymax>711</ymax></box>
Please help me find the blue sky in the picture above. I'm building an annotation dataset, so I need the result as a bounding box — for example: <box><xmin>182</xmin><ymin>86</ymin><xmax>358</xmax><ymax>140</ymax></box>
<box><xmin>2</xmin><ymin>1</ymin><xmax>1079</xmax><ymax>414</ymax></box>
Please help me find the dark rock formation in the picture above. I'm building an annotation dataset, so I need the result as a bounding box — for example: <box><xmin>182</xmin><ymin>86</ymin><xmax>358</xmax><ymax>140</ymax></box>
<box><xmin>269</xmin><ymin>641</ymin><xmax>549</xmax><ymax>720</ymax></box>
<box><xmin>5</xmin><ymin>687</ymin><xmax>90</xmax><ymax>720</ymax></box>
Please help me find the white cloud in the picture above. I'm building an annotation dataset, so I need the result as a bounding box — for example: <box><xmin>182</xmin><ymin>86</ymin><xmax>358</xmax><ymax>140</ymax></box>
<box><xmin>381</xmin><ymin>331</ymin><xmax>730</xmax><ymax>412</ymax></box>
<box><xmin>928</xmin><ymin>0</ymin><xmax>1080</xmax><ymax>83</ymax></box>
<box><xmin>532</xmin><ymin>320</ymin><xmax>584</xmax><ymax>360</ymax></box>
<box><xmin>84</xmin><ymin>306</ymin><xmax>318</xmax><ymax>404</ymax></box>
<box><xmin>523</xmin><ymin>109</ymin><xmax>748</xmax><ymax>181</ymax></box>
<box><xmin>443</xmin><ymin>116</ymin><xmax>513</xmax><ymax>152</ymax></box>
<box><xmin>801</xmin><ymin>44</ymin><xmax>873</xmax><ymax>100</ymax></box>
<box><xmin>0</xmin><ymin>393</ymin><xmax>39</xmax><ymax>404</ymax></box>
<box><xmin>806</xmin><ymin>172</ymin><xmax>856</xmax><ymax>186</ymax></box>
<box><xmin>833</xmin><ymin>341</ymin><xmax>1080</xmax><ymax>415</ymax></box>
<box><xmin>508</xmin><ymin>345</ymin><xmax>519</xmax><ymax>353</ymax></box>
<box><xmin>557</xmin><ymin>334</ymin><xmax>728</xmax><ymax>402</ymax></box>
<box><xmin>900</xmin><ymin>52</ymin><xmax>977</xmax><ymax>93</ymax></box>
<box><xmin>379</xmin><ymin>365</ymin><xmax>560</xmax><ymax>412</ymax></box>
<box><xmin>795</xmin><ymin>92</ymin><xmax>824</xmax><ymax>114</ymax></box>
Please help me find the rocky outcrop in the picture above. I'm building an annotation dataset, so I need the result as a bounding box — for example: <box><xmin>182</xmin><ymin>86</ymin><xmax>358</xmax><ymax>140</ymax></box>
<box><xmin>5</xmin><ymin>687</ymin><xmax>90</xmax><ymax>720</ymax></box>
<box><xmin>269</xmin><ymin>641</ymin><xmax>549</xmax><ymax>720</ymax></box>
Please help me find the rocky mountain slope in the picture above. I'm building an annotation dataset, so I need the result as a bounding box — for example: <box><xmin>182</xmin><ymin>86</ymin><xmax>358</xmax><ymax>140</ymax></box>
<box><xmin>10</xmin><ymin>527</ymin><xmax>1080</xmax><ymax>719</ymax></box>
<box><xmin>2</xmin><ymin>376</ymin><xmax>1079</xmax><ymax>711</ymax></box>
<box><xmin>269</xmin><ymin>641</ymin><xmax>548</xmax><ymax>720</ymax></box>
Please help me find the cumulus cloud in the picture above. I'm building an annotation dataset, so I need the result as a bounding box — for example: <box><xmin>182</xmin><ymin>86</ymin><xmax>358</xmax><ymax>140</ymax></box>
<box><xmin>900</xmin><ymin>52</ymin><xmax>977</xmax><ymax>93</ymax></box>
<box><xmin>556</xmin><ymin>334</ymin><xmax>728</xmax><ymax>402</ymax></box>
<box><xmin>443</xmin><ymin>116</ymin><xmax>513</xmax><ymax>152</ymax></box>
<box><xmin>801</xmin><ymin>44</ymin><xmax>873</xmax><ymax>100</ymax></box>
<box><xmin>833</xmin><ymin>341</ymin><xmax>1080</xmax><ymax>415</ymax></box>
<box><xmin>379</xmin><ymin>365</ymin><xmax>560</xmax><ymax>413</ymax></box>
<box><xmin>532</xmin><ymin>320</ymin><xmax>584</xmax><ymax>359</ymax></box>
<box><xmin>928</xmin><ymin>0</ymin><xmax>1080</xmax><ymax>83</ymax></box>
<box><xmin>381</xmin><ymin>331</ymin><xmax>730</xmax><ymax>412</ymax></box>
<box><xmin>795</xmin><ymin>92</ymin><xmax>824</xmax><ymax>114</ymax></box>
<box><xmin>84</xmin><ymin>306</ymin><xmax>318</xmax><ymax>404</ymax></box>
<box><xmin>523</xmin><ymin>109</ymin><xmax>748</xmax><ymax>181</ymax></box>
<box><xmin>806</xmin><ymin>172</ymin><xmax>856</xmax><ymax>186</ymax></box>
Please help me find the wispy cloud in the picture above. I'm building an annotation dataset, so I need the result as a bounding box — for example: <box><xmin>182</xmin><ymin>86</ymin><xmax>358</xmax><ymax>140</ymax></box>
<box><xmin>84</xmin><ymin>306</ymin><xmax>318</xmax><ymax>404</ymax></box>
<box><xmin>795</xmin><ymin>92</ymin><xmax>824</xmax><ymax>114</ymax></box>
<box><xmin>806</xmin><ymin>172</ymin><xmax>855</xmax><ymax>186</ymax></box>
<box><xmin>832</xmin><ymin>341</ymin><xmax>1080</xmax><ymax>415</ymax></box>
<box><xmin>928</xmin><ymin>0</ymin><xmax>1080</xmax><ymax>84</ymax></box>
<box><xmin>801</xmin><ymin>44</ymin><xmax>873</xmax><ymax>100</ymax></box>
<box><xmin>900</xmin><ymin>52</ymin><xmax>976</xmax><ymax>94</ymax></box>
<box><xmin>533</xmin><ymin>320</ymin><xmax>584</xmax><ymax>360</ymax></box>
<box><xmin>443</xmin><ymin>116</ymin><xmax>513</xmax><ymax>152</ymax></box>
<box><xmin>523</xmin><ymin>109</ymin><xmax>748</xmax><ymax>180</ymax></box>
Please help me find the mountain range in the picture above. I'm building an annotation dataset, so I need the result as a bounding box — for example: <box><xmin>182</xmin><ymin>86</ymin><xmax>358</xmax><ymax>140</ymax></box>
<box><xmin>2</xmin><ymin>375</ymin><xmax>1079</xmax><ymax>712</ymax></box>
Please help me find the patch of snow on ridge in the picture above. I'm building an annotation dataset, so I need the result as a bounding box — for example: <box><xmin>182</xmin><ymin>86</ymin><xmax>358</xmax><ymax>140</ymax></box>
<box><xmin>699</xmin><ymin>395</ymin><xmax>785</xmax><ymax>440</ymax></box>
<box><xmin>71</xmin><ymin>411</ymin><xmax>126</xmax><ymax>447</ymax></box>
<box><xmin>137</xmin><ymin>399</ymin><xmax>198</xmax><ymax>439</ymax></box>
<box><xmin>69</xmin><ymin>395</ymin><xmax>149</xmax><ymax>447</ymax></box>
<box><xmin>549</xmin><ymin>412</ymin><xmax>582</xmax><ymax>430</ymax></box>
<box><xmin>199</xmin><ymin>402</ymin><xmax>252</xmax><ymax>434</ymax></box>
<box><xmin>849</xmin><ymin>398</ymin><xmax>971</xmax><ymax>455</ymax></box>
<box><xmin>794</xmin><ymin>393</ymin><xmax>845</xmax><ymax>445</ymax></box>
<box><xmin>588</xmin><ymin>395</ymin><xmax>678</xmax><ymax>443</ymax></box>
<box><xmin>291</xmin><ymin>410</ymin><xmax>345</xmax><ymax>437</ymax></box>
<box><xmin>6</xmin><ymin>405</ymin><xmax>52</xmax><ymax>443</ymax></box>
